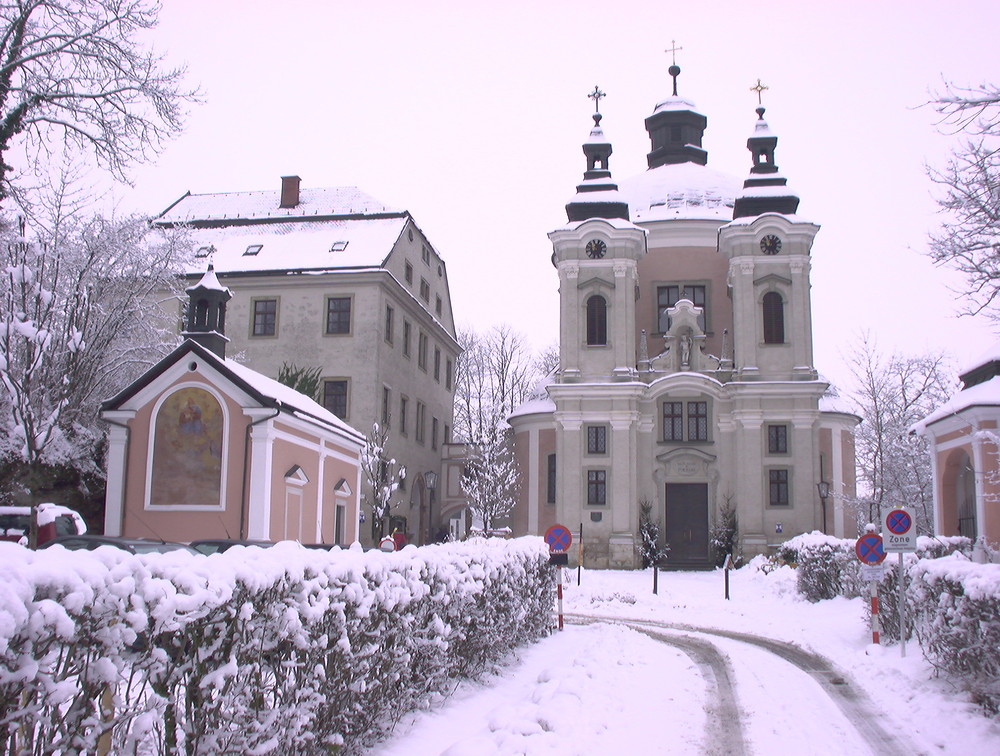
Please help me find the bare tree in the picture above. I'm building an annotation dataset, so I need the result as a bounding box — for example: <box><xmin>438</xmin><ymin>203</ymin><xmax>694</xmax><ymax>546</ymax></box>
<box><xmin>925</xmin><ymin>82</ymin><xmax>1000</xmax><ymax>315</ymax></box>
<box><xmin>848</xmin><ymin>333</ymin><xmax>955</xmax><ymax>533</ymax></box>
<box><xmin>0</xmin><ymin>176</ymin><xmax>190</xmax><ymax>507</ymax></box>
<box><xmin>460</xmin><ymin>428</ymin><xmax>519</xmax><ymax>534</ymax></box>
<box><xmin>453</xmin><ymin>324</ymin><xmax>540</xmax><ymax>443</ymax></box>
<box><xmin>359</xmin><ymin>419</ymin><xmax>405</xmax><ymax>542</ymax></box>
<box><xmin>0</xmin><ymin>0</ymin><xmax>197</xmax><ymax>198</ymax></box>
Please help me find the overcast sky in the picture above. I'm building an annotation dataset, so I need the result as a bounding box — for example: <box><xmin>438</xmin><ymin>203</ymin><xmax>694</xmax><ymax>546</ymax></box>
<box><xmin>104</xmin><ymin>0</ymin><xmax>1000</xmax><ymax>392</ymax></box>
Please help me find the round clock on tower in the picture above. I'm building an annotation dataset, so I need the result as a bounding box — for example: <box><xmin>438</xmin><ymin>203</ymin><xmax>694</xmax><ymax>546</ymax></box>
<box><xmin>586</xmin><ymin>239</ymin><xmax>607</xmax><ymax>259</ymax></box>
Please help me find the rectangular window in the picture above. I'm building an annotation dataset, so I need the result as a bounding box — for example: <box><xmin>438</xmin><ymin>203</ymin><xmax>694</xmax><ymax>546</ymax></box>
<box><xmin>587</xmin><ymin>425</ymin><xmax>607</xmax><ymax>454</ymax></box>
<box><xmin>420</xmin><ymin>278</ymin><xmax>431</xmax><ymax>303</ymax></box>
<box><xmin>403</xmin><ymin>321</ymin><xmax>412</xmax><ymax>358</ymax></box>
<box><xmin>663</xmin><ymin>402</ymin><xmax>684</xmax><ymax>442</ymax></box>
<box><xmin>587</xmin><ymin>470</ymin><xmax>607</xmax><ymax>505</ymax></box>
<box><xmin>657</xmin><ymin>284</ymin><xmax>707</xmax><ymax>332</ymax></box>
<box><xmin>422</xmin><ymin>245</ymin><xmax>431</xmax><ymax>265</ymax></box>
<box><xmin>769</xmin><ymin>469</ymin><xmax>790</xmax><ymax>506</ymax></box>
<box><xmin>322</xmin><ymin>380</ymin><xmax>348</xmax><ymax>419</ymax></box>
<box><xmin>382</xmin><ymin>387</ymin><xmax>391</xmax><ymax>426</ymax></box>
<box><xmin>446</xmin><ymin>359</ymin><xmax>454</xmax><ymax>390</ymax></box>
<box><xmin>325</xmin><ymin>297</ymin><xmax>351</xmax><ymax>334</ymax></box>
<box><xmin>768</xmin><ymin>424</ymin><xmax>788</xmax><ymax>454</ymax></box>
<box><xmin>418</xmin><ymin>332</ymin><xmax>428</xmax><ymax>370</ymax></box>
<box><xmin>405</xmin><ymin>261</ymin><xmax>413</xmax><ymax>284</ymax></box>
<box><xmin>444</xmin><ymin>424</ymin><xmax>450</xmax><ymax>444</ymax></box>
<box><xmin>436</xmin><ymin>295</ymin><xmax>443</xmax><ymax>316</ymax></box>
<box><xmin>688</xmin><ymin>401</ymin><xmax>708</xmax><ymax>442</ymax></box>
<box><xmin>415</xmin><ymin>401</ymin><xmax>426</xmax><ymax>444</ymax></box>
<box><xmin>384</xmin><ymin>305</ymin><xmax>394</xmax><ymax>344</ymax></box>
<box><xmin>547</xmin><ymin>454</ymin><xmax>557</xmax><ymax>504</ymax></box>
<box><xmin>251</xmin><ymin>298</ymin><xmax>277</xmax><ymax>337</ymax></box>
<box><xmin>432</xmin><ymin>417</ymin><xmax>439</xmax><ymax>450</ymax></box>
<box><xmin>434</xmin><ymin>347</ymin><xmax>441</xmax><ymax>381</ymax></box>
<box><xmin>400</xmin><ymin>396</ymin><xmax>408</xmax><ymax>435</ymax></box>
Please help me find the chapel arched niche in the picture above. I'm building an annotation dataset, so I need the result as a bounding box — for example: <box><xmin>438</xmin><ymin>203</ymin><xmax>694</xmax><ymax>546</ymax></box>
<box><xmin>941</xmin><ymin>447</ymin><xmax>976</xmax><ymax>539</ymax></box>
<box><xmin>148</xmin><ymin>385</ymin><xmax>226</xmax><ymax>509</ymax></box>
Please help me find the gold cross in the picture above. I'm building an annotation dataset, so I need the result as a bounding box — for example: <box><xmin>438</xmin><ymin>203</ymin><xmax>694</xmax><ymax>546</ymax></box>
<box><xmin>588</xmin><ymin>85</ymin><xmax>606</xmax><ymax>112</ymax></box>
<box><xmin>750</xmin><ymin>78</ymin><xmax>769</xmax><ymax>106</ymax></box>
<box><xmin>666</xmin><ymin>39</ymin><xmax>683</xmax><ymax>65</ymax></box>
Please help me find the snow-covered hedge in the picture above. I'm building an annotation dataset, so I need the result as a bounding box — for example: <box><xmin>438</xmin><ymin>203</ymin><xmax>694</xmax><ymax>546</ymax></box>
<box><xmin>0</xmin><ymin>537</ymin><xmax>554</xmax><ymax>754</ymax></box>
<box><xmin>910</xmin><ymin>556</ymin><xmax>1000</xmax><ymax>712</ymax></box>
<box><xmin>775</xmin><ymin>532</ymin><xmax>857</xmax><ymax>602</ymax></box>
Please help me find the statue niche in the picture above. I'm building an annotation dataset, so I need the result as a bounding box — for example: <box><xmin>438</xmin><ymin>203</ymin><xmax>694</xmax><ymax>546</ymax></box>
<box><xmin>650</xmin><ymin>299</ymin><xmax>707</xmax><ymax>373</ymax></box>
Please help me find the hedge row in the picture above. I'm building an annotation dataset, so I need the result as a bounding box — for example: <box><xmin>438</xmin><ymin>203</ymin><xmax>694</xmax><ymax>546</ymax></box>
<box><xmin>0</xmin><ymin>538</ymin><xmax>555</xmax><ymax>755</ymax></box>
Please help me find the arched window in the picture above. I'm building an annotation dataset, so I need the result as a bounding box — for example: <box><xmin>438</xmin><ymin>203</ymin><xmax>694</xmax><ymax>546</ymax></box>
<box><xmin>762</xmin><ymin>291</ymin><xmax>784</xmax><ymax>344</ymax></box>
<box><xmin>194</xmin><ymin>298</ymin><xmax>209</xmax><ymax>327</ymax></box>
<box><xmin>586</xmin><ymin>295</ymin><xmax>607</xmax><ymax>346</ymax></box>
<box><xmin>957</xmin><ymin>457</ymin><xmax>977</xmax><ymax>539</ymax></box>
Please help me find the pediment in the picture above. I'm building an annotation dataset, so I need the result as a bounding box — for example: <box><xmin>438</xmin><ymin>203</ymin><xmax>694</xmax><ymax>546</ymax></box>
<box><xmin>577</xmin><ymin>275</ymin><xmax>615</xmax><ymax>292</ymax></box>
<box><xmin>753</xmin><ymin>272</ymin><xmax>792</xmax><ymax>287</ymax></box>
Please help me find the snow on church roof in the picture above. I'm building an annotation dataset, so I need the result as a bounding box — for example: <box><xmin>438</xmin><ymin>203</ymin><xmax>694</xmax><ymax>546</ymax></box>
<box><xmin>912</xmin><ymin>375</ymin><xmax>1000</xmax><ymax>433</ymax></box>
<box><xmin>157</xmin><ymin>186</ymin><xmax>399</xmax><ymax>224</ymax></box>
<box><xmin>618</xmin><ymin>162</ymin><xmax>739</xmax><ymax>222</ymax></box>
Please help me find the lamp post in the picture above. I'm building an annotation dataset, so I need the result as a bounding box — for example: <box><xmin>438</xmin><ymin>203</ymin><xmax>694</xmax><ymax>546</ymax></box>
<box><xmin>817</xmin><ymin>480</ymin><xmax>831</xmax><ymax>534</ymax></box>
<box><xmin>424</xmin><ymin>470</ymin><xmax>438</xmax><ymax>544</ymax></box>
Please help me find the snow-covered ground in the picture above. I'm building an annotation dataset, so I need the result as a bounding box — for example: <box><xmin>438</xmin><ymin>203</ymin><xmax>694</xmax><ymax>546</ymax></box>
<box><xmin>373</xmin><ymin>562</ymin><xmax>999</xmax><ymax>755</ymax></box>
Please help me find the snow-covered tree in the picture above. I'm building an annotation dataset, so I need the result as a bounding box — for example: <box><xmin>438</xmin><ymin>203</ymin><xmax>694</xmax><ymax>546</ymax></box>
<box><xmin>637</xmin><ymin>499</ymin><xmax>669</xmax><ymax>568</ymax></box>
<box><xmin>925</xmin><ymin>82</ymin><xmax>1000</xmax><ymax>315</ymax></box>
<box><xmin>848</xmin><ymin>333</ymin><xmax>955</xmax><ymax>533</ymax></box>
<box><xmin>0</xmin><ymin>0</ymin><xmax>197</xmax><ymax>198</ymax></box>
<box><xmin>0</xmin><ymin>185</ymin><xmax>189</xmax><ymax>508</ymax></box>
<box><xmin>460</xmin><ymin>428</ymin><xmax>519</xmax><ymax>535</ymax></box>
<box><xmin>360</xmin><ymin>420</ymin><xmax>405</xmax><ymax>542</ymax></box>
<box><xmin>453</xmin><ymin>324</ymin><xmax>539</xmax><ymax>443</ymax></box>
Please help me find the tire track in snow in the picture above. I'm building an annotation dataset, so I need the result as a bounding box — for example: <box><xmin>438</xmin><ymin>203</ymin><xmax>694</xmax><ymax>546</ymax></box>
<box><xmin>568</xmin><ymin>613</ymin><xmax>921</xmax><ymax>756</ymax></box>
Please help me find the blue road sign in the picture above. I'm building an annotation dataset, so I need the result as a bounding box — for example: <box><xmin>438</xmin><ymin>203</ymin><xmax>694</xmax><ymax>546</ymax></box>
<box><xmin>855</xmin><ymin>533</ymin><xmax>886</xmax><ymax>565</ymax></box>
<box><xmin>545</xmin><ymin>524</ymin><xmax>573</xmax><ymax>553</ymax></box>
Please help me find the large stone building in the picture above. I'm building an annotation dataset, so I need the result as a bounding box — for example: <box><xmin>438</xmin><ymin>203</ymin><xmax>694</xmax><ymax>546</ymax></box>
<box><xmin>509</xmin><ymin>71</ymin><xmax>859</xmax><ymax>568</ymax></box>
<box><xmin>152</xmin><ymin>177</ymin><xmax>460</xmax><ymax>545</ymax></box>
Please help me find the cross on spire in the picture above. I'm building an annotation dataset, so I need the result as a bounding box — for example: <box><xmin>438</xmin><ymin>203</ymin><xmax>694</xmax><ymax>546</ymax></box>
<box><xmin>750</xmin><ymin>78</ymin><xmax>769</xmax><ymax>106</ymax></box>
<box><xmin>666</xmin><ymin>39</ymin><xmax>683</xmax><ymax>65</ymax></box>
<box><xmin>588</xmin><ymin>85</ymin><xmax>606</xmax><ymax>113</ymax></box>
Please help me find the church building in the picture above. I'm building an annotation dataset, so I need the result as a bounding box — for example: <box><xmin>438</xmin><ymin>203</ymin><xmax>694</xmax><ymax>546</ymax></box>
<box><xmin>509</xmin><ymin>68</ymin><xmax>859</xmax><ymax>568</ymax></box>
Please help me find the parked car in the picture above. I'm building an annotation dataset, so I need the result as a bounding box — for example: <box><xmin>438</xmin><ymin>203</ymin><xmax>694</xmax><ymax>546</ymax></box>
<box><xmin>0</xmin><ymin>503</ymin><xmax>87</xmax><ymax>547</ymax></box>
<box><xmin>190</xmin><ymin>538</ymin><xmax>276</xmax><ymax>555</ymax></box>
<box><xmin>42</xmin><ymin>534</ymin><xmax>200</xmax><ymax>555</ymax></box>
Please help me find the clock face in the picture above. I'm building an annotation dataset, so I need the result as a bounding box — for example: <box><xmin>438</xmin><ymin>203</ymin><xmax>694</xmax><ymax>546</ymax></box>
<box><xmin>586</xmin><ymin>239</ymin><xmax>607</xmax><ymax>259</ymax></box>
<box><xmin>760</xmin><ymin>234</ymin><xmax>782</xmax><ymax>255</ymax></box>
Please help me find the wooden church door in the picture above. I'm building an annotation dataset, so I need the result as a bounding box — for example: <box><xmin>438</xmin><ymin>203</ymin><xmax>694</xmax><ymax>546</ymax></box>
<box><xmin>664</xmin><ymin>483</ymin><xmax>710</xmax><ymax>565</ymax></box>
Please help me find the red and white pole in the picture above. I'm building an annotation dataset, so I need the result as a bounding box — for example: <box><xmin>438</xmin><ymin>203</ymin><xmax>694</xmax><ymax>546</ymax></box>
<box><xmin>557</xmin><ymin>567</ymin><xmax>564</xmax><ymax>631</ymax></box>
<box><xmin>870</xmin><ymin>582</ymin><xmax>881</xmax><ymax>645</ymax></box>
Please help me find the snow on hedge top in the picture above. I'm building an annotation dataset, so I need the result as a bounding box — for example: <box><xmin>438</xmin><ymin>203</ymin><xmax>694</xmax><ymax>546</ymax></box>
<box><xmin>618</xmin><ymin>162</ymin><xmax>739</xmax><ymax>222</ymax></box>
<box><xmin>913</xmin><ymin>553</ymin><xmax>1000</xmax><ymax>600</ymax></box>
<box><xmin>178</xmin><ymin>218</ymin><xmax>409</xmax><ymax>276</ymax></box>
<box><xmin>157</xmin><ymin>186</ymin><xmax>399</xmax><ymax>224</ymax></box>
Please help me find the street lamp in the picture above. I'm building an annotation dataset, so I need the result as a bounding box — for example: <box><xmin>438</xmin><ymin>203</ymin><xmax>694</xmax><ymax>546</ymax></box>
<box><xmin>424</xmin><ymin>471</ymin><xmax>439</xmax><ymax>544</ymax></box>
<box><xmin>817</xmin><ymin>480</ymin><xmax>831</xmax><ymax>534</ymax></box>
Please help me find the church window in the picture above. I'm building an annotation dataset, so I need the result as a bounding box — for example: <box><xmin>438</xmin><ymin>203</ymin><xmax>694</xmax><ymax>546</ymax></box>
<box><xmin>384</xmin><ymin>305</ymin><xmax>394</xmax><ymax>344</ymax></box>
<box><xmin>325</xmin><ymin>297</ymin><xmax>351</xmax><ymax>334</ymax></box>
<box><xmin>434</xmin><ymin>347</ymin><xmax>441</xmax><ymax>381</ymax></box>
<box><xmin>768</xmin><ymin>424</ymin><xmax>788</xmax><ymax>454</ymax></box>
<box><xmin>663</xmin><ymin>402</ymin><xmax>684</xmax><ymax>441</ymax></box>
<box><xmin>322</xmin><ymin>379</ymin><xmax>349</xmax><ymax>419</ymax></box>
<box><xmin>382</xmin><ymin>387</ymin><xmax>391</xmax><ymax>427</ymax></box>
<box><xmin>587</xmin><ymin>425</ymin><xmax>607</xmax><ymax>454</ymax></box>
<box><xmin>415</xmin><ymin>401</ymin><xmax>426</xmax><ymax>444</ymax></box>
<box><xmin>400</xmin><ymin>395</ymin><xmax>408</xmax><ymax>435</ymax></box>
<box><xmin>586</xmin><ymin>295</ymin><xmax>607</xmax><ymax>346</ymax></box>
<box><xmin>403</xmin><ymin>321</ymin><xmax>412</xmax><ymax>357</ymax></box>
<box><xmin>688</xmin><ymin>402</ymin><xmax>708</xmax><ymax>441</ymax></box>
<box><xmin>587</xmin><ymin>469</ymin><xmax>607</xmax><ymax>505</ymax></box>
<box><xmin>251</xmin><ymin>298</ymin><xmax>277</xmax><ymax>337</ymax></box>
<box><xmin>763</xmin><ymin>292</ymin><xmax>785</xmax><ymax>344</ymax></box>
<box><xmin>436</xmin><ymin>295</ymin><xmax>443</xmax><ymax>315</ymax></box>
<box><xmin>432</xmin><ymin>417</ymin><xmax>439</xmax><ymax>450</ymax></box>
<box><xmin>769</xmin><ymin>469</ymin><xmax>790</xmax><ymax>506</ymax></box>
<box><xmin>405</xmin><ymin>261</ymin><xmax>413</xmax><ymax>283</ymax></box>
<box><xmin>418</xmin><ymin>332</ymin><xmax>428</xmax><ymax>370</ymax></box>
<box><xmin>657</xmin><ymin>284</ymin><xmax>706</xmax><ymax>332</ymax></box>
<box><xmin>547</xmin><ymin>454</ymin><xmax>557</xmax><ymax>504</ymax></box>
<box><xmin>422</xmin><ymin>245</ymin><xmax>431</xmax><ymax>264</ymax></box>
<box><xmin>446</xmin><ymin>358</ymin><xmax>454</xmax><ymax>390</ymax></box>
<box><xmin>420</xmin><ymin>278</ymin><xmax>431</xmax><ymax>303</ymax></box>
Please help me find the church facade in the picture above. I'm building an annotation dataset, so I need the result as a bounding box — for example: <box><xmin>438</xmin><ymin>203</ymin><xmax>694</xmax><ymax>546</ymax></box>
<box><xmin>509</xmin><ymin>73</ymin><xmax>858</xmax><ymax>568</ymax></box>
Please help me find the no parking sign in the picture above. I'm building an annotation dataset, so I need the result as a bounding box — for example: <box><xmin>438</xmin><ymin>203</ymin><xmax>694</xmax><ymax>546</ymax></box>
<box><xmin>881</xmin><ymin>507</ymin><xmax>917</xmax><ymax>552</ymax></box>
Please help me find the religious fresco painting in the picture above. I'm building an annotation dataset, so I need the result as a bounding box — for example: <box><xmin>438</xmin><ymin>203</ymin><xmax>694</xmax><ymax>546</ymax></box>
<box><xmin>149</xmin><ymin>387</ymin><xmax>224</xmax><ymax>507</ymax></box>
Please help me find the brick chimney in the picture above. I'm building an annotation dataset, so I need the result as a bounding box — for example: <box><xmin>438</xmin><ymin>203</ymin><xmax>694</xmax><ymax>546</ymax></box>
<box><xmin>279</xmin><ymin>175</ymin><xmax>301</xmax><ymax>208</ymax></box>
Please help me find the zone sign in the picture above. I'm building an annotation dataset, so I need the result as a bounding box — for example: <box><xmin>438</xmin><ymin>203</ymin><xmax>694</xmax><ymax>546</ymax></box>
<box><xmin>881</xmin><ymin>507</ymin><xmax>917</xmax><ymax>552</ymax></box>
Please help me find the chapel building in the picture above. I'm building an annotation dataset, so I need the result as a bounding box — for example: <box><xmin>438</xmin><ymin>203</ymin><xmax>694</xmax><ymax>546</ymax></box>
<box><xmin>509</xmin><ymin>69</ymin><xmax>859</xmax><ymax>568</ymax></box>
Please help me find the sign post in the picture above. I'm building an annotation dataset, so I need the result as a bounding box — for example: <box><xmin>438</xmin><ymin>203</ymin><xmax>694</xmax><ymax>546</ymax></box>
<box><xmin>855</xmin><ymin>527</ymin><xmax>887</xmax><ymax>647</ymax></box>
<box><xmin>545</xmin><ymin>524</ymin><xmax>573</xmax><ymax>631</ymax></box>
<box><xmin>882</xmin><ymin>507</ymin><xmax>917</xmax><ymax>657</ymax></box>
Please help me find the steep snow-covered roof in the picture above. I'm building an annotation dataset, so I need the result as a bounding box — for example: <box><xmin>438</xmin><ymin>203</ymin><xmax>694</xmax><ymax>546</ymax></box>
<box><xmin>618</xmin><ymin>162</ymin><xmax>740</xmax><ymax>222</ymax></box>
<box><xmin>179</xmin><ymin>218</ymin><xmax>407</xmax><ymax>275</ymax></box>
<box><xmin>156</xmin><ymin>186</ymin><xmax>399</xmax><ymax>224</ymax></box>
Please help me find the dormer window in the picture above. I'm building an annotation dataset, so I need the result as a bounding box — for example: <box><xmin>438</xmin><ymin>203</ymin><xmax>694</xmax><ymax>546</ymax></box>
<box><xmin>243</xmin><ymin>244</ymin><xmax>263</xmax><ymax>256</ymax></box>
<box><xmin>330</xmin><ymin>241</ymin><xmax>348</xmax><ymax>252</ymax></box>
<box><xmin>195</xmin><ymin>245</ymin><xmax>216</xmax><ymax>258</ymax></box>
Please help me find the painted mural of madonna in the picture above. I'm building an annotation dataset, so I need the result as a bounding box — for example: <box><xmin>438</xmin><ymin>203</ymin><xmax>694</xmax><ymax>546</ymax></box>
<box><xmin>149</xmin><ymin>386</ymin><xmax>224</xmax><ymax>508</ymax></box>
